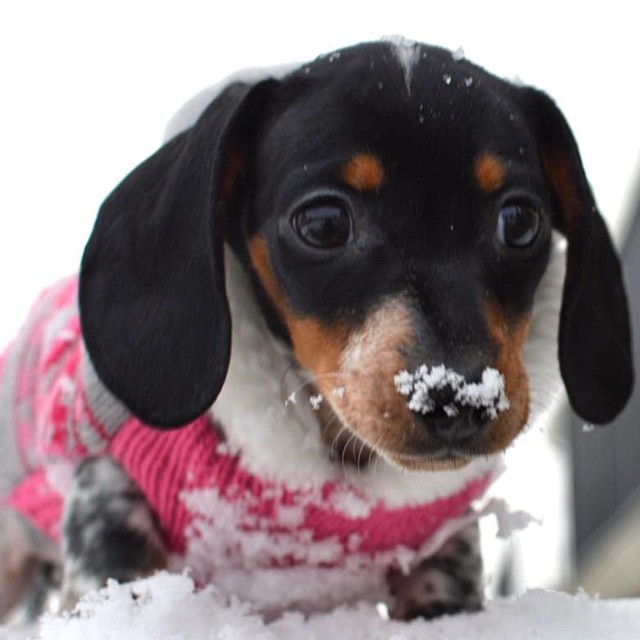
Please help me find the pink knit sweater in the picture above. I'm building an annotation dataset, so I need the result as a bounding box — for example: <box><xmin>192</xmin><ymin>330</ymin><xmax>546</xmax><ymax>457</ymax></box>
<box><xmin>0</xmin><ymin>277</ymin><xmax>491</xmax><ymax>573</ymax></box>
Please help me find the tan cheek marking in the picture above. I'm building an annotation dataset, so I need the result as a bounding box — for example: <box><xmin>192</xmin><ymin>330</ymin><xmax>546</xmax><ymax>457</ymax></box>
<box><xmin>249</xmin><ymin>237</ymin><xmax>420</xmax><ymax>461</ymax></box>
<box><xmin>484</xmin><ymin>300</ymin><xmax>532</xmax><ymax>449</ymax></box>
<box><xmin>248</xmin><ymin>236</ymin><xmax>287</xmax><ymax>312</ymax></box>
<box><xmin>287</xmin><ymin>317</ymin><xmax>349</xmax><ymax>375</ymax></box>
<box><xmin>342</xmin><ymin>153</ymin><xmax>385</xmax><ymax>192</ymax></box>
<box><xmin>474</xmin><ymin>153</ymin><xmax>506</xmax><ymax>193</ymax></box>
<box><xmin>248</xmin><ymin>236</ymin><xmax>349</xmax><ymax>375</ymax></box>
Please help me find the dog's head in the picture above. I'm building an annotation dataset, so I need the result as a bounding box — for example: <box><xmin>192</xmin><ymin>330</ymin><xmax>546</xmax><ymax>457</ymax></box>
<box><xmin>79</xmin><ymin>41</ymin><xmax>633</xmax><ymax>470</ymax></box>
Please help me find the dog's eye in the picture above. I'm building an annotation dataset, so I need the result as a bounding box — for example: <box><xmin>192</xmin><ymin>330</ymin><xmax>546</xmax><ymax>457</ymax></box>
<box><xmin>292</xmin><ymin>200</ymin><xmax>352</xmax><ymax>249</ymax></box>
<box><xmin>496</xmin><ymin>201</ymin><xmax>541</xmax><ymax>248</ymax></box>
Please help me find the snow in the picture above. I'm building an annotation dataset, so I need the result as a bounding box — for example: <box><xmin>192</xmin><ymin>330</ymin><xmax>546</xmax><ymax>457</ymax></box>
<box><xmin>394</xmin><ymin>365</ymin><xmax>509</xmax><ymax>420</ymax></box>
<box><xmin>2</xmin><ymin>572</ymin><xmax>638</xmax><ymax>640</ymax></box>
<box><xmin>452</xmin><ymin>46</ymin><xmax>466</xmax><ymax>61</ymax></box>
<box><xmin>385</xmin><ymin>35</ymin><xmax>421</xmax><ymax>95</ymax></box>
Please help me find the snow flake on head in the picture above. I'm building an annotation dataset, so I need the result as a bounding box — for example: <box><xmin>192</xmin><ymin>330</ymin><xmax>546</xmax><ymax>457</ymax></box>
<box><xmin>384</xmin><ymin>35</ymin><xmax>421</xmax><ymax>96</ymax></box>
<box><xmin>394</xmin><ymin>365</ymin><xmax>510</xmax><ymax>420</ymax></box>
<box><xmin>452</xmin><ymin>46</ymin><xmax>466</xmax><ymax>61</ymax></box>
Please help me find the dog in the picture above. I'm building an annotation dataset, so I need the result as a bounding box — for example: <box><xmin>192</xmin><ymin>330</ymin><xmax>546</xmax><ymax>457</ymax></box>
<box><xmin>0</xmin><ymin>39</ymin><xmax>633</xmax><ymax>623</ymax></box>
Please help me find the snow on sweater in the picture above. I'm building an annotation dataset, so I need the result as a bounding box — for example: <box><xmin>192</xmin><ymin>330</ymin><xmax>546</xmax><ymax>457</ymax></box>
<box><xmin>0</xmin><ymin>276</ymin><xmax>493</xmax><ymax>608</ymax></box>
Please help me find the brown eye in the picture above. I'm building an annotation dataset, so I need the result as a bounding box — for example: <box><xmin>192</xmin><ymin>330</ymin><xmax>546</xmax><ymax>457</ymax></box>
<box><xmin>497</xmin><ymin>201</ymin><xmax>541</xmax><ymax>248</ymax></box>
<box><xmin>292</xmin><ymin>200</ymin><xmax>352</xmax><ymax>249</ymax></box>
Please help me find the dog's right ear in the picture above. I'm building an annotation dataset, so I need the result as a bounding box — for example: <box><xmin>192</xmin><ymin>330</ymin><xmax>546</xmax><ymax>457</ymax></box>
<box><xmin>80</xmin><ymin>80</ymin><xmax>277</xmax><ymax>428</ymax></box>
<box><xmin>512</xmin><ymin>86</ymin><xmax>634</xmax><ymax>424</ymax></box>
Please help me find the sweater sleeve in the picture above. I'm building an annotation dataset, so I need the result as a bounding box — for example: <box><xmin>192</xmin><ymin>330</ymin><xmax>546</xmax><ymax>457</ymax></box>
<box><xmin>0</xmin><ymin>277</ymin><xmax>130</xmax><ymax>497</ymax></box>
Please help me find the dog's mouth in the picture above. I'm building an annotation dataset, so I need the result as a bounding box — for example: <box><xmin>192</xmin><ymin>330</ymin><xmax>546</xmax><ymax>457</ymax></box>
<box><xmin>385</xmin><ymin>449</ymin><xmax>474</xmax><ymax>472</ymax></box>
<box><xmin>315</xmin><ymin>396</ymin><xmax>496</xmax><ymax>473</ymax></box>
<box><xmin>282</xmin><ymin>297</ymin><xmax>530</xmax><ymax>472</ymax></box>
<box><xmin>311</xmin><ymin>363</ymin><xmax>517</xmax><ymax>472</ymax></box>
<box><xmin>320</xmin><ymin>414</ymin><xmax>480</xmax><ymax>472</ymax></box>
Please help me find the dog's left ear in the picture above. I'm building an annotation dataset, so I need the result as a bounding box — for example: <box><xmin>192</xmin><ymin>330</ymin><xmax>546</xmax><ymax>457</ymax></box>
<box><xmin>80</xmin><ymin>80</ymin><xmax>276</xmax><ymax>428</ymax></box>
<box><xmin>514</xmin><ymin>86</ymin><xmax>633</xmax><ymax>424</ymax></box>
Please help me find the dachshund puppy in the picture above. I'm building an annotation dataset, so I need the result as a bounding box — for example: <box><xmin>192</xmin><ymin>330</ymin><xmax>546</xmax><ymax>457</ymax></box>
<box><xmin>0</xmin><ymin>40</ymin><xmax>633</xmax><ymax>622</ymax></box>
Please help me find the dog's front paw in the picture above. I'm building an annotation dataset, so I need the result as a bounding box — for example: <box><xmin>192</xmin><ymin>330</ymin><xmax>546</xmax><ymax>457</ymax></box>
<box><xmin>387</xmin><ymin>522</ymin><xmax>483</xmax><ymax>621</ymax></box>
<box><xmin>61</xmin><ymin>456</ymin><xmax>167</xmax><ymax>609</ymax></box>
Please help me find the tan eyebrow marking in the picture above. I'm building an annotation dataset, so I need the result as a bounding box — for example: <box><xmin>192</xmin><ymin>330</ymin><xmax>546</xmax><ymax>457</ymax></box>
<box><xmin>342</xmin><ymin>153</ymin><xmax>385</xmax><ymax>192</ymax></box>
<box><xmin>474</xmin><ymin>153</ymin><xmax>506</xmax><ymax>193</ymax></box>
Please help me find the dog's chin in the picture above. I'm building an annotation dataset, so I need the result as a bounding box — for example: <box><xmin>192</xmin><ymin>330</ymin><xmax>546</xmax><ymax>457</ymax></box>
<box><xmin>322</xmin><ymin>410</ymin><xmax>492</xmax><ymax>473</ymax></box>
<box><xmin>383</xmin><ymin>450</ymin><xmax>474</xmax><ymax>472</ymax></box>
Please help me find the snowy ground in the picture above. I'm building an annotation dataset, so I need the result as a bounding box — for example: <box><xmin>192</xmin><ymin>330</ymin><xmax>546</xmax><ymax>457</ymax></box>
<box><xmin>1</xmin><ymin>572</ymin><xmax>639</xmax><ymax>640</ymax></box>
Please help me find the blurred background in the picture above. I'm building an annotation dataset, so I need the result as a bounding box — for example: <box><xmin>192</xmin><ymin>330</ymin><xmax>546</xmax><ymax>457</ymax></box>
<box><xmin>1</xmin><ymin>0</ymin><xmax>638</xmax><ymax>598</ymax></box>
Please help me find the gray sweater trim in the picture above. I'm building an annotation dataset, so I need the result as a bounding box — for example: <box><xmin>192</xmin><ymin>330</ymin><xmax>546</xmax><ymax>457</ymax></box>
<box><xmin>81</xmin><ymin>348</ymin><xmax>130</xmax><ymax>439</ymax></box>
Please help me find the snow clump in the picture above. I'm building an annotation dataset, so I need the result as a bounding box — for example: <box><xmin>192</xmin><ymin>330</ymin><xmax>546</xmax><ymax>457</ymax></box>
<box><xmin>394</xmin><ymin>365</ymin><xmax>510</xmax><ymax>420</ymax></box>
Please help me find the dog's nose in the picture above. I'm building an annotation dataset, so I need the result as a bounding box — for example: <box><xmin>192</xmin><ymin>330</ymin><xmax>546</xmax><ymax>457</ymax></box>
<box><xmin>427</xmin><ymin>406</ymin><xmax>490</xmax><ymax>442</ymax></box>
<box><xmin>399</xmin><ymin>362</ymin><xmax>504</xmax><ymax>443</ymax></box>
<box><xmin>420</xmin><ymin>402</ymin><xmax>490</xmax><ymax>444</ymax></box>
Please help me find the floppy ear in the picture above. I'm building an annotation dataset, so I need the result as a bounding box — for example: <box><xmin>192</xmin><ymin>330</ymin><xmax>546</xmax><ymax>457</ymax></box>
<box><xmin>79</xmin><ymin>80</ymin><xmax>276</xmax><ymax>428</ymax></box>
<box><xmin>515</xmin><ymin>87</ymin><xmax>633</xmax><ymax>424</ymax></box>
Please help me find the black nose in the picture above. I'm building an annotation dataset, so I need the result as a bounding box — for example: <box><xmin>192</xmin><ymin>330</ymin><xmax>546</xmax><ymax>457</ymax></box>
<box><xmin>417</xmin><ymin>403</ymin><xmax>491</xmax><ymax>443</ymax></box>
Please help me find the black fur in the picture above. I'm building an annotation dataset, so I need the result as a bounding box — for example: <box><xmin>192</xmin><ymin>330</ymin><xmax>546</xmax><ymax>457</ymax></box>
<box><xmin>80</xmin><ymin>82</ymin><xmax>276</xmax><ymax>427</ymax></box>
<box><xmin>80</xmin><ymin>42</ymin><xmax>633</xmax><ymax>430</ymax></box>
<box><xmin>511</xmin><ymin>86</ymin><xmax>633</xmax><ymax>423</ymax></box>
<box><xmin>29</xmin><ymin>40</ymin><xmax>630</xmax><ymax>622</ymax></box>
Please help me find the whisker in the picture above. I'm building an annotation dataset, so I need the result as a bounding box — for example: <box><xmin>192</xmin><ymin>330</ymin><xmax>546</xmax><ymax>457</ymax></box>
<box><xmin>367</xmin><ymin>445</ymin><xmax>376</xmax><ymax>468</ymax></box>
<box><xmin>282</xmin><ymin>371</ymin><xmax>345</xmax><ymax>407</ymax></box>
<box><xmin>321</xmin><ymin>412</ymin><xmax>340</xmax><ymax>436</ymax></box>
<box><xmin>280</xmin><ymin>341</ymin><xmax>406</xmax><ymax>407</ymax></box>
<box><xmin>279</xmin><ymin>362</ymin><xmax>300</xmax><ymax>405</ymax></box>
<box><xmin>372</xmin><ymin>451</ymin><xmax>382</xmax><ymax>477</ymax></box>
<box><xmin>356</xmin><ymin>439</ymin><xmax>368</xmax><ymax>474</ymax></box>
<box><xmin>330</xmin><ymin>425</ymin><xmax>350</xmax><ymax>460</ymax></box>
<box><xmin>341</xmin><ymin>433</ymin><xmax>358</xmax><ymax>472</ymax></box>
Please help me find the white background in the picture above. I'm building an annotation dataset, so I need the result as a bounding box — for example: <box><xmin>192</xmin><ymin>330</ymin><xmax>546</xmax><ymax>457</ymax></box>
<box><xmin>1</xmin><ymin>1</ymin><xmax>639</xmax><ymax>346</ymax></box>
<box><xmin>0</xmin><ymin>0</ymin><xmax>638</xmax><ymax>592</ymax></box>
